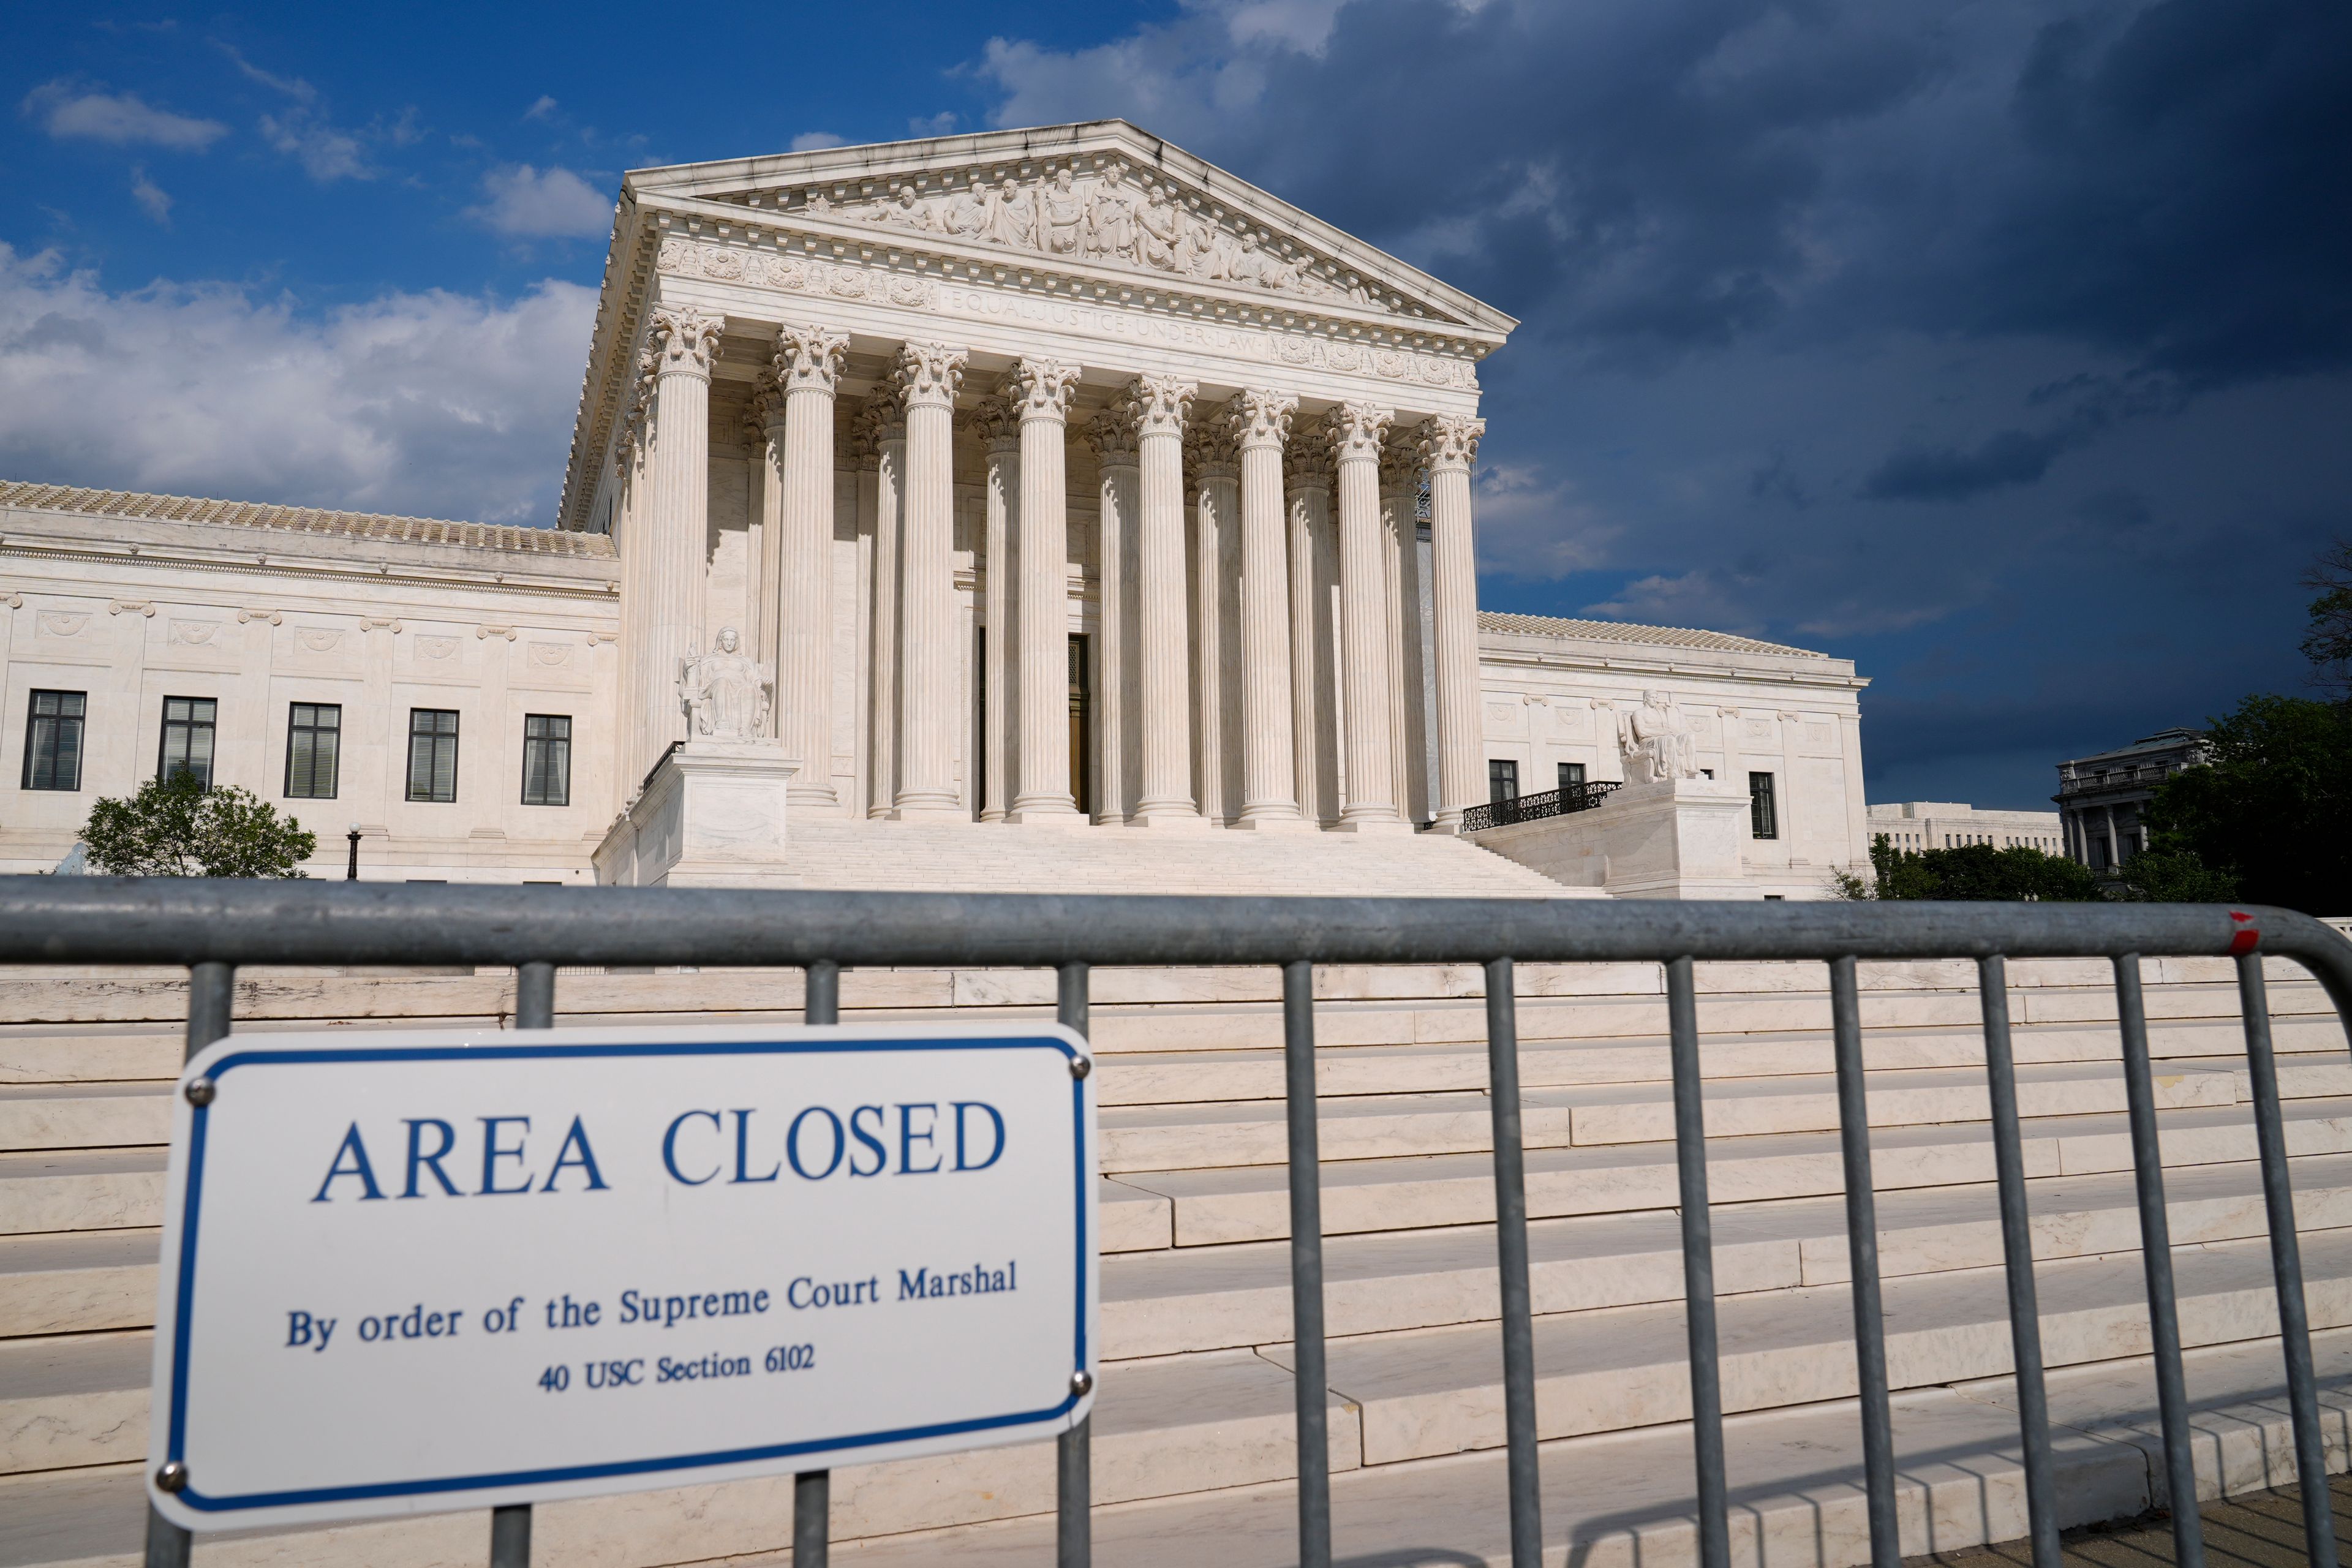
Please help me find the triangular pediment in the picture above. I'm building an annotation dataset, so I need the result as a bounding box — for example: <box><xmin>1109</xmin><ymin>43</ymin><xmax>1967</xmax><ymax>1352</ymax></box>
<box><xmin>624</xmin><ymin>121</ymin><xmax>1513</xmax><ymax>336</ymax></box>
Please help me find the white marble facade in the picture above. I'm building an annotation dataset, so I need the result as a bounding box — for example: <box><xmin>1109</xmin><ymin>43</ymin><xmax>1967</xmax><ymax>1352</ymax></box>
<box><xmin>0</xmin><ymin>121</ymin><xmax>1875</xmax><ymax>891</ymax></box>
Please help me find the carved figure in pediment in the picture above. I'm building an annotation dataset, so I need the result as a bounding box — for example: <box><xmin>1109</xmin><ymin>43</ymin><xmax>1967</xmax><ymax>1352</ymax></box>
<box><xmin>1232</xmin><ymin>233</ymin><xmax>1295</xmax><ymax>291</ymax></box>
<box><xmin>1137</xmin><ymin>182</ymin><xmax>1183</xmax><ymax>272</ymax></box>
<box><xmin>1041</xmin><ymin>168</ymin><xmax>1085</xmax><ymax>255</ymax></box>
<box><xmin>1618</xmin><ymin>690</ymin><xmax>1701</xmax><ymax>783</ymax></box>
<box><xmin>943</xmin><ymin>181</ymin><xmax>989</xmax><ymax>238</ymax></box>
<box><xmin>1085</xmin><ymin>183</ymin><xmax>1136</xmax><ymax>259</ymax></box>
<box><xmin>679</xmin><ymin>626</ymin><xmax>772</xmax><ymax>741</ymax></box>
<box><xmin>988</xmin><ymin>177</ymin><xmax>1036</xmax><ymax>249</ymax></box>
<box><xmin>872</xmin><ymin>184</ymin><xmax>937</xmax><ymax>232</ymax></box>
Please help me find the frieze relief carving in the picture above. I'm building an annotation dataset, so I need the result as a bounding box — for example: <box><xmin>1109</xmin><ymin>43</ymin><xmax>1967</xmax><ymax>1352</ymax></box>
<box><xmin>653</xmin><ymin>238</ymin><xmax>1479</xmax><ymax>391</ymax></box>
<box><xmin>416</xmin><ymin>636</ymin><xmax>458</xmax><ymax>661</ymax></box>
<box><xmin>295</xmin><ymin>629</ymin><xmax>344</xmax><ymax>654</ymax></box>
<box><xmin>169</xmin><ymin>620</ymin><xmax>219</xmax><ymax>646</ymax></box>
<box><xmin>529</xmin><ymin>642</ymin><xmax>575</xmax><ymax>668</ymax></box>
<box><xmin>36</xmin><ymin>611</ymin><xmax>89</xmax><ymax>637</ymax></box>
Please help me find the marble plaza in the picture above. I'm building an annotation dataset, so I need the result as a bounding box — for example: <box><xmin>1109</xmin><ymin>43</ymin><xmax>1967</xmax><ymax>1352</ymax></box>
<box><xmin>1</xmin><ymin>121</ymin><xmax>1869</xmax><ymax>896</ymax></box>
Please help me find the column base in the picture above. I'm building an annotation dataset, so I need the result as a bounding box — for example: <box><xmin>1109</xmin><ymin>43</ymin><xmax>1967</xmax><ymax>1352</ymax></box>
<box><xmin>1005</xmin><ymin>806</ymin><xmax>1087</xmax><ymax>828</ymax></box>
<box><xmin>1233</xmin><ymin>812</ymin><xmax>1317</xmax><ymax>832</ymax></box>
<box><xmin>787</xmin><ymin>782</ymin><xmax>840</xmax><ymax>808</ymax></box>
<box><xmin>889</xmin><ymin>801</ymin><xmax>972</xmax><ymax>824</ymax></box>
<box><xmin>1128</xmin><ymin>807</ymin><xmax>1210</xmax><ymax>830</ymax></box>
<box><xmin>1332</xmin><ymin>815</ymin><xmax>1413</xmax><ymax>836</ymax></box>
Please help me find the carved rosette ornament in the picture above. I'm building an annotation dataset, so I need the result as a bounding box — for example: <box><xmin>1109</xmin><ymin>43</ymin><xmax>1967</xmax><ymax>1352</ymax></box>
<box><xmin>774</xmin><ymin>324</ymin><xmax>850</xmax><ymax>393</ymax></box>
<box><xmin>1416</xmin><ymin>414</ymin><xmax>1485</xmax><ymax>472</ymax></box>
<box><xmin>1118</xmin><ymin>373</ymin><xmax>1194</xmax><ymax>440</ymax></box>
<box><xmin>1228</xmin><ymin>390</ymin><xmax>1297</xmax><ymax>453</ymax></box>
<box><xmin>648</xmin><ymin>304</ymin><xmax>725</xmax><ymax>379</ymax></box>
<box><xmin>1322</xmin><ymin>402</ymin><xmax>1394</xmax><ymax>466</ymax></box>
<box><xmin>1007</xmin><ymin>358</ymin><xmax>1081</xmax><ymax>422</ymax></box>
<box><xmin>892</xmin><ymin>341</ymin><xmax>968</xmax><ymax>409</ymax></box>
<box><xmin>1087</xmin><ymin>410</ymin><xmax>1139</xmax><ymax>467</ymax></box>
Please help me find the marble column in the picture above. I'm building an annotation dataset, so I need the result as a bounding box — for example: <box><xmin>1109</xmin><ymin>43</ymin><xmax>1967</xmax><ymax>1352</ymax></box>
<box><xmin>1089</xmin><ymin>412</ymin><xmax>1140</xmax><ymax>824</ymax></box>
<box><xmin>634</xmin><ymin>303</ymin><xmax>723</xmax><ymax>784</ymax></box>
<box><xmin>1381</xmin><ymin>440</ymin><xmax>1431</xmax><ymax>826</ymax></box>
<box><xmin>774</xmin><ymin>325</ymin><xmax>847</xmax><ymax>805</ymax></box>
<box><xmin>1189</xmin><ymin>420</ymin><xmax>1240</xmax><ymax>824</ymax></box>
<box><xmin>1327</xmin><ymin>403</ymin><xmax>1403</xmax><ymax>831</ymax></box>
<box><xmin>1124</xmin><ymin>373</ymin><xmax>1200</xmax><ymax>826</ymax></box>
<box><xmin>1009</xmin><ymin>358</ymin><xmax>1082</xmax><ymax>823</ymax></box>
<box><xmin>864</xmin><ymin>398</ymin><xmax>906</xmax><ymax>819</ymax></box>
<box><xmin>1286</xmin><ymin>443</ymin><xmax>1338</xmax><ymax>826</ymax></box>
<box><xmin>611</xmin><ymin>410</ymin><xmax>646</xmax><ymax>796</ymax></box>
<box><xmin>976</xmin><ymin>398</ymin><xmax>1019</xmax><ymax>821</ymax></box>
<box><xmin>891</xmin><ymin>341</ymin><xmax>968</xmax><ymax>819</ymax></box>
<box><xmin>1419</xmin><ymin>415</ymin><xmax>1487</xmax><ymax>832</ymax></box>
<box><xmin>1229</xmin><ymin>391</ymin><xmax>1303</xmax><ymax>827</ymax></box>
<box><xmin>746</xmin><ymin>384</ymin><xmax>780</xmax><ymax>698</ymax></box>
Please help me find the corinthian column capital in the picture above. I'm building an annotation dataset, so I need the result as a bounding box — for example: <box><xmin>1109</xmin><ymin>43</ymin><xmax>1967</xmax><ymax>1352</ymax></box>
<box><xmin>972</xmin><ymin>394</ymin><xmax>1022</xmax><ymax>455</ymax></box>
<box><xmin>1283</xmin><ymin>442</ymin><xmax>1331</xmax><ymax>493</ymax></box>
<box><xmin>892</xmin><ymin>341</ymin><xmax>968</xmax><ymax>409</ymax></box>
<box><xmin>1007</xmin><ymin>357</ymin><xmax>1081</xmax><ymax>421</ymax></box>
<box><xmin>1322</xmin><ymin>401</ymin><xmax>1393</xmax><ymax>466</ymax></box>
<box><xmin>1417</xmin><ymin>413</ymin><xmax>1485</xmax><ymax>471</ymax></box>
<box><xmin>1087</xmin><ymin>410</ymin><xmax>1139</xmax><ymax>468</ymax></box>
<box><xmin>648</xmin><ymin>303</ymin><xmax>725</xmax><ymax>379</ymax></box>
<box><xmin>1229</xmin><ymin>389</ymin><xmax>1298</xmax><ymax>452</ymax></box>
<box><xmin>1379</xmin><ymin>437</ymin><xmax>1422</xmax><ymax>494</ymax></box>
<box><xmin>774</xmin><ymin>323</ymin><xmax>850</xmax><ymax>394</ymax></box>
<box><xmin>1118</xmin><ymin>373</ymin><xmax>1196</xmax><ymax>439</ymax></box>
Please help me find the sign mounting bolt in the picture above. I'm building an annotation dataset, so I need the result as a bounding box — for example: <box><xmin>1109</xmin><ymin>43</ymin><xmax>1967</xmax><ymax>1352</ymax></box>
<box><xmin>156</xmin><ymin>1460</ymin><xmax>189</xmax><ymax>1493</ymax></box>
<box><xmin>1070</xmin><ymin>1369</ymin><xmax>1094</xmax><ymax>1396</ymax></box>
<box><xmin>184</xmin><ymin>1078</ymin><xmax>216</xmax><ymax>1107</ymax></box>
<box><xmin>1069</xmin><ymin>1055</ymin><xmax>1091</xmax><ymax>1080</ymax></box>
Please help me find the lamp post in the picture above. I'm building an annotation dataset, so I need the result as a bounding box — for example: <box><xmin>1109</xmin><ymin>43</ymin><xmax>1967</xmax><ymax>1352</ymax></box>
<box><xmin>345</xmin><ymin>823</ymin><xmax>361</xmax><ymax>881</ymax></box>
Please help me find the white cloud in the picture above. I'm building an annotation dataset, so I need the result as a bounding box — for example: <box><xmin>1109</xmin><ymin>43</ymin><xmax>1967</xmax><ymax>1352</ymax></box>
<box><xmin>1472</xmin><ymin>461</ymin><xmax>1622</xmax><ymax>579</ymax></box>
<box><xmin>258</xmin><ymin>107</ymin><xmax>368</xmax><ymax>181</ymax></box>
<box><xmin>790</xmin><ymin>131</ymin><xmax>847</xmax><ymax>152</ymax></box>
<box><xmin>0</xmin><ymin>245</ymin><xmax>598</xmax><ymax>526</ymax></box>
<box><xmin>20</xmin><ymin>82</ymin><xmax>227</xmax><ymax>150</ymax></box>
<box><xmin>908</xmin><ymin>112</ymin><xmax>957</xmax><ymax>137</ymax></box>
<box><xmin>524</xmin><ymin>95</ymin><xmax>559</xmax><ymax>121</ymax></box>
<box><xmin>469</xmin><ymin>165</ymin><xmax>612</xmax><ymax>239</ymax></box>
<box><xmin>218</xmin><ymin>44</ymin><xmax>316</xmax><ymax>103</ymax></box>
<box><xmin>129</xmin><ymin>167</ymin><xmax>172</xmax><ymax>225</ymax></box>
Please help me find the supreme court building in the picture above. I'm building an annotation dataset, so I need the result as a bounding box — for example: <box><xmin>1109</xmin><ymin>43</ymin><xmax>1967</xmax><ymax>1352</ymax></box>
<box><xmin>0</xmin><ymin>122</ymin><xmax>1871</xmax><ymax>897</ymax></box>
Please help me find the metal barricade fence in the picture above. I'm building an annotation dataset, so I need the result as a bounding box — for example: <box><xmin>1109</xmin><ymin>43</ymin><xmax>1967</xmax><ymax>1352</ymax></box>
<box><xmin>2</xmin><ymin>881</ymin><xmax>2350</xmax><ymax>1568</ymax></box>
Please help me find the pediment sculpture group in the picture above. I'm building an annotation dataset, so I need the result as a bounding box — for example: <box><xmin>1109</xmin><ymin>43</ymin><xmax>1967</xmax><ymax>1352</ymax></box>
<box><xmin>821</xmin><ymin>167</ymin><xmax>1376</xmax><ymax>307</ymax></box>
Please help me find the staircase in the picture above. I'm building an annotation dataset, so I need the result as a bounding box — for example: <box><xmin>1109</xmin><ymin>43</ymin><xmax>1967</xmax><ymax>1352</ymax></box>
<box><xmin>786</xmin><ymin>817</ymin><xmax>1591</xmax><ymax>897</ymax></box>
<box><xmin>4</xmin><ymin>946</ymin><xmax>2351</xmax><ymax>1566</ymax></box>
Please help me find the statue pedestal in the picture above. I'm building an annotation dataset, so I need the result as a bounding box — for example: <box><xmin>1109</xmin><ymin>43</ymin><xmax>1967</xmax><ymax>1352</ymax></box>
<box><xmin>594</xmin><ymin>741</ymin><xmax>800</xmax><ymax>888</ymax></box>
<box><xmin>1468</xmin><ymin>777</ymin><xmax>1762</xmax><ymax>900</ymax></box>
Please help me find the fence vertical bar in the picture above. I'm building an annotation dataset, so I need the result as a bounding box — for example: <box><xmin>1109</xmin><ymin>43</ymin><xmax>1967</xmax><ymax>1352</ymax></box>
<box><xmin>1483</xmin><ymin>957</ymin><xmax>1542</xmax><ymax>1566</ymax></box>
<box><xmin>2114</xmin><ymin>954</ymin><xmax>2204</xmax><ymax>1568</ymax></box>
<box><xmin>1830</xmin><ymin>956</ymin><xmax>1899</xmax><ymax>1566</ymax></box>
<box><xmin>1667</xmin><ymin>957</ymin><xmax>1730</xmax><ymax>1568</ymax></box>
<box><xmin>489</xmin><ymin>960</ymin><xmax>557</xmax><ymax>1567</ymax></box>
<box><xmin>1977</xmin><ymin>956</ymin><xmax>2058</xmax><ymax>1568</ymax></box>
<box><xmin>1283</xmin><ymin>959</ymin><xmax>1332</xmax><ymax>1568</ymax></box>
<box><xmin>146</xmin><ymin>962</ymin><xmax>235</xmax><ymax>1568</ymax></box>
<box><xmin>1057</xmin><ymin>962</ymin><xmax>1093</xmax><ymax>1568</ymax></box>
<box><xmin>796</xmin><ymin>959</ymin><xmax>840</xmax><ymax>1568</ymax></box>
<box><xmin>2236</xmin><ymin>951</ymin><xmax>2335</xmax><ymax>1567</ymax></box>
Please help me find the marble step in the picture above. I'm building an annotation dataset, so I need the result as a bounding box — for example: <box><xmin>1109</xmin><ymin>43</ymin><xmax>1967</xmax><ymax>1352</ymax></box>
<box><xmin>0</xmin><ymin>1232</ymin><xmax>157</xmax><ymax>1338</ymax></box>
<box><xmin>1102</xmin><ymin>1153</ymin><xmax>2352</xmax><ymax>1358</ymax></box>
<box><xmin>1121</xmin><ymin>1094</ymin><xmax>2352</xmax><ymax>1245</ymax></box>
<box><xmin>1095</xmin><ymin>1060</ymin><xmax>2245</xmax><ymax>1174</ymax></box>
<box><xmin>817</xmin><ymin>1332</ymin><xmax>2352</xmax><ymax>1567</ymax></box>
<box><xmin>1256</xmin><ymin>1224</ymin><xmax>2352</xmax><ymax>1464</ymax></box>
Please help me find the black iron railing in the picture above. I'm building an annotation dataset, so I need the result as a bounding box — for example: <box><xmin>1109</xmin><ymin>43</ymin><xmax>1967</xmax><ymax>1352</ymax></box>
<box><xmin>1459</xmin><ymin>778</ymin><xmax>1622</xmax><ymax>833</ymax></box>
<box><xmin>2</xmin><ymin>880</ymin><xmax>2349</xmax><ymax>1568</ymax></box>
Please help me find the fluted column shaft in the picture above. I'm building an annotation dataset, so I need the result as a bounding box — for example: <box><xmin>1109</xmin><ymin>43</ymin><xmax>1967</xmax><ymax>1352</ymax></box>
<box><xmin>1192</xmin><ymin>440</ymin><xmax>1238</xmax><ymax>824</ymax></box>
<box><xmin>775</xmin><ymin>326</ymin><xmax>846</xmax><ymax>804</ymax></box>
<box><xmin>1381</xmin><ymin>448</ymin><xmax>1430</xmax><ymax>825</ymax></box>
<box><xmin>1127</xmin><ymin>374</ymin><xmax>1199</xmax><ymax>823</ymax></box>
<box><xmin>1286</xmin><ymin>450</ymin><xmax>1337</xmax><ymax>826</ymax></box>
<box><xmin>864</xmin><ymin>407</ymin><xmax>905</xmax><ymax>818</ymax></box>
<box><xmin>634</xmin><ymin>304</ymin><xmax>723</xmax><ymax>784</ymax></box>
<box><xmin>1421</xmin><ymin>415</ymin><xmax>1487</xmax><ymax>831</ymax></box>
<box><xmin>1329</xmin><ymin>403</ymin><xmax>1400</xmax><ymax>829</ymax></box>
<box><xmin>979</xmin><ymin>403</ymin><xmax>1019</xmax><ymax>821</ymax></box>
<box><xmin>1233</xmin><ymin>392</ymin><xmax>1302</xmax><ymax>825</ymax></box>
<box><xmin>1091</xmin><ymin>417</ymin><xmax>1139</xmax><ymax>823</ymax></box>
<box><xmin>747</xmin><ymin>394</ymin><xmax>780</xmax><ymax>694</ymax></box>
<box><xmin>1010</xmin><ymin>360</ymin><xmax>1081</xmax><ymax>821</ymax></box>
<box><xmin>891</xmin><ymin>342</ymin><xmax>968</xmax><ymax>818</ymax></box>
<box><xmin>612</xmin><ymin>439</ymin><xmax>644</xmax><ymax>794</ymax></box>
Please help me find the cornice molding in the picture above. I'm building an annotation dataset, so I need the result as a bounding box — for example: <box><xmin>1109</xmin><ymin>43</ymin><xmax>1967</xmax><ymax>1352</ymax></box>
<box><xmin>0</xmin><ymin>541</ymin><xmax>619</xmax><ymax>604</ymax></box>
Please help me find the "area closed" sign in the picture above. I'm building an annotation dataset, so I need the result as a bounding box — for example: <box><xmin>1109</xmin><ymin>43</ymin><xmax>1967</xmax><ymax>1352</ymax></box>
<box><xmin>147</xmin><ymin>1022</ymin><xmax>1097</xmax><ymax>1529</ymax></box>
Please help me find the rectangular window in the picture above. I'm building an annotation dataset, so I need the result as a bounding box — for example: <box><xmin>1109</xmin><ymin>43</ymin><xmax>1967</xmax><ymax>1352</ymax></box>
<box><xmin>521</xmin><ymin>714</ymin><xmax>571</xmax><ymax>807</ymax></box>
<box><xmin>284</xmin><ymin>703</ymin><xmax>341</xmax><ymax>799</ymax></box>
<box><xmin>1488</xmin><ymin>758</ymin><xmax>1518</xmax><ymax>803</ymax></box>
<box><xmin>158</xmin><ymin>696</ymin><xmax>217</xmax><ymax>787</ymax></box>
<box><xmin>1749</xmin><ymin>772</ymin><xmax>1778</xmax><ymax>839</ymax></box>
<box><xmin>1557</xmin><ymin>762</ymin><xmax>1585</xmax><ymax>794</ymax></box>
<box><xmin>407</xmin><ymin>709</ymin><xmax>460</xmax><ymax>802</ymax></box>
<box><xmin>21</xmin><ymin>690</ymin><xmax>86</xmax><ymax>791</ymax></box>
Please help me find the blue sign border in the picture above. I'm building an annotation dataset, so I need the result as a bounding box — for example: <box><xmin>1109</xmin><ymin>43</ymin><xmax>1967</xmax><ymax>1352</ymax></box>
<box><xmin>164</xmin><ymin>1033</ymin><xmax>1090</xmax><ymax>1514</ymax></box>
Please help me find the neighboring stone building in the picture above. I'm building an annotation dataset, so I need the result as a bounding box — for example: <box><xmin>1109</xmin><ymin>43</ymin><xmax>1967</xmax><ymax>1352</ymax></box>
<box><xmin>0</xmin><ymin>121</ymin><xmax>1875</xmax><ymax>895</ymax></box>
<box><xmin>1867</xmin><ymin>801</ymin><xmax>2065</xmax><ymax>856</ymax></box>
<box><xmin>2054</xmin><ymin>728</ymin><xmax>2209</xmax><ymax>872</ymax></box>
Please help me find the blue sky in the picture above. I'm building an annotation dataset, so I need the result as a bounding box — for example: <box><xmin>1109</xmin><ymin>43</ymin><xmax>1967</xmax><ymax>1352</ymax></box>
<box><xmin>5</xmin><ymin>1</ymin><xmax>2348</xmax><ymax>809</ymax></box>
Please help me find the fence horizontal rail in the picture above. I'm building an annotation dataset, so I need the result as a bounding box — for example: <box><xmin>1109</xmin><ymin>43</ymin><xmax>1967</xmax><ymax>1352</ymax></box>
<box><xmin>1</xmin><ymin>878</ymin><xmax>2343</xmax><ymax>984</ymax></box>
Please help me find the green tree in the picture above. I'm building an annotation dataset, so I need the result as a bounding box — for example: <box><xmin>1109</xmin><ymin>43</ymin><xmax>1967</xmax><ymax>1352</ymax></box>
<box><xmin>2141</xmin><ymin>693</ymin><xmax>2352</xmax><ymax>914</ymax></box>
<box><xmin>1863</xmin><ymin>834</ymin><xmax>2100</xmax><ymax>902</ymax></box>
<box><xmin>2302</xmin><ymin>537</ymin><xmax>2352</xmax><ymax>696</ymax></box>
<box><xmin>80</xmin><ymin>772</ymin><xmax>318</xmax><ymax>878</ymax></box>
<box><xmin>2114</xmin><ymin>848</ymin><xmax>2240</xmax><ymax>903</ymax></box>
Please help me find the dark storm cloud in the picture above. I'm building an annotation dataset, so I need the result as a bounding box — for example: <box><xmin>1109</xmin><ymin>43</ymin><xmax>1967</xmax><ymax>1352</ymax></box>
<box><xmin>1863</xmin><ymin>425</ymin><xmax>2083</xmax><ymax>502</ymax></box>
